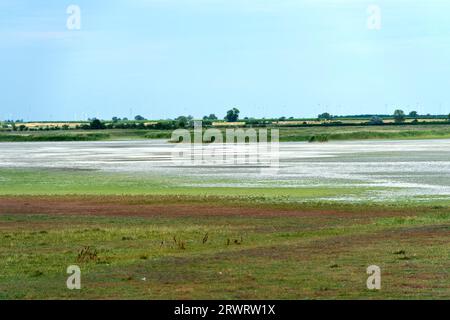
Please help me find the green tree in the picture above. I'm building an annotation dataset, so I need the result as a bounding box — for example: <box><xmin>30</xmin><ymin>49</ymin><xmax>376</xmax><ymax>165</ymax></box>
<box><xmin>318</xmin><ymin>112</ymin><xmax>332</xmax><ymax>120</ymax></box>
<box><xmin>393</xmin><ymin>109</ymin><xmax>405</xmax><ymax>123</ymax></box>
<box><xmin>90</xmin><ymin>119</ymin><xmax>105</xmax><ymax>130</ymax></box>
<box><xmin>224</xmin><ymin>108</ymin><xmax>240</xmax><ymax>122</ymax></box>
<box><xmin>369</xmin><ymin>116</ymin><xmax>384</xmax><ymax>125</ymax></box>
<box><xmin>203</xmin><ymin>114</ymin><xmax>218</xmax><ymax>121</ymax></box>
<box><xmin>409</xmin><ymin>111</ymin><xmax>418</xmax><ymax>118</ymax></box>
<box><xmin>134</xmin><ymin>115</ymin><xmax>146</xmax><ymax>121</ymax></box>
<box><xmin>175</xmin><ymin>116</ymin><xmax>193</xmax><ymax>128</ymax></box>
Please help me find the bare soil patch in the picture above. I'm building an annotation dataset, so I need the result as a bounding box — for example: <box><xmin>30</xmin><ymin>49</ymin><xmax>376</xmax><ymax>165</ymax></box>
<box><xmin>0</xmin><ymin>195</ymin><xmax>429</xmax><ymax>219</ymax></box>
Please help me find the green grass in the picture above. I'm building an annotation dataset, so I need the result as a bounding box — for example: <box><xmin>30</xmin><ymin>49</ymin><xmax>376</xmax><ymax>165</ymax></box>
<box><xmin>0</xmin><ymin>168</ymin><xmax>368</xmax><ymax>201</ymax></box>
<box><xmin>2</xmin><ymin>124</ymin><xmax>450</xmax><ymax>142</ymax></box>
<box><xmin>278</xmin><ymin>125</ymin><xmax>450</xmax><ymax>142</ymax></box>
<box><xmin>0</xmin><ymin>133</ymin><xmax>110</xmax><ymax>142</ymax></box>
<box><xmin>305</xmin><ymin>129</ymin><xmax>450</xmax><ymax>142</ymax></box>
<box><xmin>1</xmin><ymin>165</ymin><xmax>450</xmax><ymax>299</ymax></box>
<box><xmin>0</xmin><ymin>130</ymin><xmax>169</xmax><ymax>142</ymax></box>
<box><xmin>1</xmin><ymin>202</ymin><xmax>450</xmax><ymax>299</ymax></box>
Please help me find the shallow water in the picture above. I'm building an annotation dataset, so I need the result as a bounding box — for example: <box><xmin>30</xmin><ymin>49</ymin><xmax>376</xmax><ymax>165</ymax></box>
<box><xmin>1</xmin><ymin>139</ymin><xmax>450</xmax><ymax>201</ymax></box>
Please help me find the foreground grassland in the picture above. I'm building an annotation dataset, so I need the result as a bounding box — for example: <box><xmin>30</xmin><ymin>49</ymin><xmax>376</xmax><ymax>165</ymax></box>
<box><xmin>0</xmin><ymin>169</ymin><xmax>370</xmax><ymax>200</ymax></box>
<box><xmin>0</xmin><ymin>196</ymin><xmax>450</xmax><ymax>299</ymax></box>
<box><xmin>1</xmin><ymin>167</ymin><xmax>449</xmax><ymax>299</ymax></box>
<box><xmin>2</xmin><ymin>124</ymin><xmax>450</xmax><ymax>142</ymax></box>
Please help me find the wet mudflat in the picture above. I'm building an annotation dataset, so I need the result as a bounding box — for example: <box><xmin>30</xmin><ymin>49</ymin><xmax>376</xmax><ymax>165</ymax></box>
<box><xmin>1</xmin><ymin>139</ymin><xmax>450</xmax><ymax>201</ymax></box>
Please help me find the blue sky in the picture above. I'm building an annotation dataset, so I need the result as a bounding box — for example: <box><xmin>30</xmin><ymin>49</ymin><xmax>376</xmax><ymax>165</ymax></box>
<box><xmin>1</xmin><ymin>0</ymin><xmax>450</xmax><ymax>120</ymax></box>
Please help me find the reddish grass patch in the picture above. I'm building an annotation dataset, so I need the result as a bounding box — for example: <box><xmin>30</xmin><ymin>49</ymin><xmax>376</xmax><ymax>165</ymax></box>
<box><xmin>0</xmin><ymin>195</ymin><xmax>423</xmax><ymax>219</ymax></box>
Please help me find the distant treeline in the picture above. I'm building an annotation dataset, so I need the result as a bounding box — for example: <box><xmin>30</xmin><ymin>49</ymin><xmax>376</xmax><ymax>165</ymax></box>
<box><xmin>2</xmin><ymin>108</ymin><xmax>450</xmax><ymax>131</ymax></box>
<box><xmin>332</xmin><ymin>114</ymin><xmax>450</xmax><ymax>119</ymax></box>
